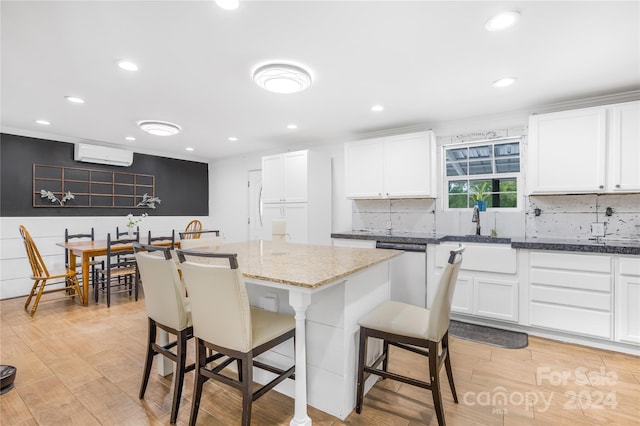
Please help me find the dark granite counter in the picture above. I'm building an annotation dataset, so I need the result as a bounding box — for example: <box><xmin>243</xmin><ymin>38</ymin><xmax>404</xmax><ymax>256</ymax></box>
<box><xmin>511</xmin><ymin>238</ymin><xmax>640</xmax><ymax>255</ymax></box>
<box><xmin>331</xmin><ymin>231</ymin><xmax>640</xmax><ymax>255</ymax></box>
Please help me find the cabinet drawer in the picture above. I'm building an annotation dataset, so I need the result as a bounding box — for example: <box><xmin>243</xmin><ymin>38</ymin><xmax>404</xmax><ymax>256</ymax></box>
<box><xmin>619</xmin><ymin>257</ymin><xmax>640</xmax><ymax>276</ymax></box>
<box><xmin>436</xmin><ymin>243</ymin><xmax>517</xmax><ymax>274</ymax></box>
<box><xmin>530</xmin><ymin>251</ymin><xmax>611</xmax><ymax>273</ymax></box>
<box><xmin>530</xmin><ymin>286</ymin><xmax>611</xmax><ymax>311</ymax></box>
<box><xmin>530</xmin><ymin>269</ymin><xmax>611</xmax><ymax>292</ymax></box>
<box><xmin>530</xmin><ymin>302</ymin><xmax>611</xmax><ymax>339</ymax></box>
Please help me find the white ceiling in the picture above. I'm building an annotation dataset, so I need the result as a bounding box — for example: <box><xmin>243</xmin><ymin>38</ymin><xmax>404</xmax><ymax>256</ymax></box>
<box><xmin>2</xmin><ymin>1</ymin><xmax>639</xmax><ymax>161</ymax></box>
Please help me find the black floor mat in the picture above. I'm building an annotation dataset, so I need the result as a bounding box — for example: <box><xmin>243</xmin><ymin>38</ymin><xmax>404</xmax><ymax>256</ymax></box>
<box><xmin>449</xmin><ymin>320</ymin><xmax>528</xmax><ymax>349</ymax></box>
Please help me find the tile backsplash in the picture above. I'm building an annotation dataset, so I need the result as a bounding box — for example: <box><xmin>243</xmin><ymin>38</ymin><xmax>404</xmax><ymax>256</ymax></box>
<box><xmin>352</xmin><ymin>193</ymin><xmax>640</xmax><ymax>241</ymax></box>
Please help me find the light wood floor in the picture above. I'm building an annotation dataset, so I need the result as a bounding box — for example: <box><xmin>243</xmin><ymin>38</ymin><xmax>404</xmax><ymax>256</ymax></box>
<box><xmin>1</xmin><ymin>292</ymin><xmax>639</xmax><ymax>425</ymax></box>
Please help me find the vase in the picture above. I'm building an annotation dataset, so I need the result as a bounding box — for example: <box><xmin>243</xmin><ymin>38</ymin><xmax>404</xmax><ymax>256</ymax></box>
<box><xmin>127</xmin><ymin>228</ymin><xmax>134</xmax><ymax>238</ymax></box>
<box><xmin>474</xmin><ymin>200</ymin><xmax>487</xmax><ymax>212</ymax></box>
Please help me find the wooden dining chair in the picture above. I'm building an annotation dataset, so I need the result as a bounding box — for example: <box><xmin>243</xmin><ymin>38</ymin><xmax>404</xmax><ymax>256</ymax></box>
<box><xmin>64</xmin><ymin>228</ymin><xmax>103</xmax><ymax>290</ymax></box>
<box><xmin>147</xmin><ymin>230</ymin><xmax>175</xmax><ymax>249</ymax></box>
<box><xmin>19</xmin><ymin>225</ymin><xmax>83</xmax><ymax>316</ymax></box>
<box><xmin>116</xmin><ymin>225</ymin><xmax>139</xmax><ymax>239</ymax></box>
<box><xmin>94</xmin><ymin>233</ymin><xmax>139</xmax><ymax>307</ymax></box>
<box><xmin>355</xmin><ymin>246</ymin><xmax>465</xmax><ymax>426</ymax></box>
<box><xmin>182</xmin><ymin>220</ymin><xmax>203</xmax><ymax>239</ymax></box>
<box><xmin>133</xmin><ymin>243</ymin><xmax>224</xmax><ymax>424</ymax></box>
<box><xmin>177</xmin><ymin>249</ymin><xmax>296</xmax><ymax>426</ymax></box>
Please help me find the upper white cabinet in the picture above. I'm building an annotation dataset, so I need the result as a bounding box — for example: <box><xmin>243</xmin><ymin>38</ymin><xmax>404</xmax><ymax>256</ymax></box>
<box><xmin>527</xmin><ymin>100</ymin><xmax>640</xmax><ymax>194</ymax></box>
<box><xmin>609</xmin><ymin>101</ymin><xmax>640</xmax><ymax>192</ymax></box>
<box><xmin>262</xmin><ymin>150</ymin><xmax>309</xmax><ymax>203</ymax></box>
<box><xmin>345</xmin><ymin>131</ymin><xmax>436</xmax><ymax>199</ymax></box>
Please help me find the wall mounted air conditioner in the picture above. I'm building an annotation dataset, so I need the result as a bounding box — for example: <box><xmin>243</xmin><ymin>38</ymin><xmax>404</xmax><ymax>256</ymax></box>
<box><xmin>74</xmin><ymin>143</ymin><xmax>133</xmax><ymax>167</ymax></box>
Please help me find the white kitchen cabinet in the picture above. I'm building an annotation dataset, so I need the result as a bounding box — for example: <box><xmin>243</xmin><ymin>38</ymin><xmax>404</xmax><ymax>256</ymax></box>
<box><xmin>528</xmin><ymin>251</ymin><xmax>612</xmax><ymax>339</ymax></box>
<box><xmin>609</xmin><ymin>102</ymin><xmax>640</xmax><ymax>192</ymax></box>
<box><xmin>262</xmin><ymin>150</ymin><xmax>309</xmax><ymax>203</ymax></box>
<box><xmin>261</xmin><ymin>150</ymin><xmax>331</xmax><ymax>245</ymax></box>
<box><xmin>429</xmin><ymin>243</ymin><xmax>519</xmax><ymax>322</ymax></box>
<box><xmin>527</xmin><ymin>100</ymin><xmax>640</xmax><ymax>194</ymax></box>
<box><xmin>615</xmin><ymin>257</ymin><xmax>640</xmax><ymax>345</ymax></box>
<box><xmin>345</xmin><ymin>131</ymin><xmax>436</xmax><ymax>199</ymax></box>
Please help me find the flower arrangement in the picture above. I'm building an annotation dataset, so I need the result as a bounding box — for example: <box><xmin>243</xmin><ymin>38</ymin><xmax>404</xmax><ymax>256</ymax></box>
<box><xmin>126</xmin><ymin>213</ymin><xmax>148</xmax><ymax>230</ymax></box>
<box><xmin>40</xmin><ymin>189</ymin><xmax>74</xmax><ymax>206</ymax></box>
<box><xmin>136</xmin><ymin>193</ymin><xmax>161</xmax><ymax>209</ymax></box>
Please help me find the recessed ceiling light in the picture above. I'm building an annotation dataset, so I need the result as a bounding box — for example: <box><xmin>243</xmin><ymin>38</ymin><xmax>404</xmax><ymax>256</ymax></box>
<box><xmin>185</xmin><ymin>147</ymin><xmax>195</xmax><ymax>151</ymax></box>
<box><xmin>287</xmin><ymin>124</ymin><xmax>298</xmax><ymax>130</ymax></box>
<box><xmin>125</xmin><ymin>136</ymin><xmax>136</xmax><ymax>141</ymax></box>
<box><xmin>492</xmin><ymin>77</ymin><xmax>517</xmax><ymax>88</ymax></box>
<box><xmin>253</xmin><ymin>63</ymin><xmax>312</xmax><ymax>94</ymax></box>
<box><xmin>117</xmin><ymin>60</ymin><xmax>139</xmax><ymax>71</ymax></box>
<box><xmin>215</xmin><ymin>0</ymin><xmax>239</xmax><ymax>10</ymax></box>
<box><xmin>485</xmin><ymin>11</ymin><xmax>520</xmax><ymax>31</ymax></box>
<box><xmin>371</xmin><ymin>105</ymin><xmax>384</xmax><ymax>112</ymax></box>
<box><xmin>138</xmin><ymin>120</ymin><xmax>182</xmax><ymax>136</ymax></box>
<box><xmin>35</xmin><ymin>119</ymin><xmax>50</xmax><ymax>125</ymax></box>
<box><xmin>228</xmin><ymin>137</ymin><xmax>238</xmax><ymax>142</ymax></box>
<box><xmin>65</xmin><ymin>96</ymin><xmax>85</xmax><ymax>104</ymax></box>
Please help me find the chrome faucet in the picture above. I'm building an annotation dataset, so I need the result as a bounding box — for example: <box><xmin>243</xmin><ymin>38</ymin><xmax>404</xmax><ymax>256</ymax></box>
<box><xmin>472</xmin><ymin>205</ymin><xmax>481</xmax><ymax>236</ymax></box>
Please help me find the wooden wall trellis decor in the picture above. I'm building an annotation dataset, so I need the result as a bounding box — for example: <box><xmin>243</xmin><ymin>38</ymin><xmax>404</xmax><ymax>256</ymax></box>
<box><xmin>33</xmin><ymin>164</ymin><xmax>156</xmax><ymax>208</ymax></box>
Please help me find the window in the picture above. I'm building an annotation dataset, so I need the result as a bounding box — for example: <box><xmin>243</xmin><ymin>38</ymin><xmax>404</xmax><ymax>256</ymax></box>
<box><xmin>444</xmin><ymin>139</ymin><xmax>521</xmax><ymax>209</ymax></box>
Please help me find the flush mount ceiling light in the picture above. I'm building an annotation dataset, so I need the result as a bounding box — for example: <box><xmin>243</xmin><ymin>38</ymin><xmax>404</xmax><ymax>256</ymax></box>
<box><xmin>228</xmin><ymin>137</ymin><xmax>238</xmax><ymax>142</ymax></box>
<box><xmin>485</xmin><ymin>11</ymin><xmax>520</xmax><ymax>31</ymax></box>
<box><xmin>185</xmin><ymin>147</ymin><xmax>195</xmax><ymax>151</ymax></box>
<box><xmin>215</xmin><ymin>0</ymin><xmax>239</xmax><ymax>10</ymax></box>
<box><xmin>371</xmin><ymin>104</ymin><xmax>384</xmax><ymax>112</ymax></box>
<box><xmin>492</xmin><ymin>77</ymin><xmax>517</xmax><ymax>88</ymax></box>
<box><xmin>35</xmin><ymin>119</ymin><xmax>50</xmax><ymax>125</ymax></box>
<box><xmin>125</xmin><ymin>136</ymin><xmax>136</xmax><ymax>141</ymax></box>
<box><xmin>117</xmin><ymin>60</ymin><xmax>139</xmax><ymax>71</ymax></box>
<box><xmin>253</xmin><ymin>63</ymin><xmax>312</xmax><ymax>94</ymax></box>
<box><xmin>287</xmin><ymin>124</ymin><xmax>298</xmax><ymax>129</ymax></box>
<box><xmin>65</xmin><ymin>96</ymin><xmax>85</xmax><ymax>104</ymax></box>
<box><xmin>138</xmin><ymin>120</ymin><xmax>182</xmax><ymax>136</ymax></box>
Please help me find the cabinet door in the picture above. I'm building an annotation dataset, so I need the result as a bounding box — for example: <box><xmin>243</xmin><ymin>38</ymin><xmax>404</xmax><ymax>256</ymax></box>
<box><xmin>383</xmin><ymin>133</ymin><xmax>434</xmax><ymax>197</ymax></box>
<box><xmin>528</xmin><ymin>107</ymin><xmax>607</xmax><ymax>194</ymax></box>
<box><xmin>262</xmin><ymin>154</ymin><xmax>284</xmax><ymax>203</ymax></box>
<box><xmin>345</xmin><ymin>139</ymin><xmax>384</xmax><ymax>198</ymax></box>
<box><xmin>283</xmin><ymin>151</ymin><xmax>308</xmax><ymax>202</ymax></box>
<box><xmin>609</xmin><ymin>101</ymin><xmax>640</xmax><ymax>192</ymax></box>
<box><xmin>284</xmin><ymin>203</ymin><xmax>308</xmax><ymax>244</ymax></box>
<box><xmin>474</xmin><ymin>277</ymin><xmax>518</xmax><ymax>322</ymax></box>
<box><xmin>616</xmin><ymin>275</ymin><xmax>640</xmax><ymax>344</ymax></box>
<box><xmin>260</xmin><ymin>203</ymin><xmax>284</xmax><ymax>240</ymax></box>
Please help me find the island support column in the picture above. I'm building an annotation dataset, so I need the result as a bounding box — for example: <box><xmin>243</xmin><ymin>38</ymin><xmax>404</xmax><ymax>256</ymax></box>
<box><xmin>289</xmin><ymin>291</ymin><xmax>312</xmax><ymax>426</ymax></box>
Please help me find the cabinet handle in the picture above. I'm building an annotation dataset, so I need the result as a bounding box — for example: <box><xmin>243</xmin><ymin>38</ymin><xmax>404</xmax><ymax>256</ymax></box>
<box><xmin>615</xmin><ymin>184</ymin><xmax>621</xmax><ymax>188</ymax></box>
<box><xmin>599</xmin><ymin>185</ymin><xmax>604</xmax><ymax>189</ymax></box>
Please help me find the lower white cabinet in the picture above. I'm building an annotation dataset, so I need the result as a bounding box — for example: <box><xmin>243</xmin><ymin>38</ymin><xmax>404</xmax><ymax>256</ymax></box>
<box><xmin>261</xmin><ymin>203</ymin><xmax>309</xmax><ymax>244</ymax></box>
<box><xmin>528</xmin><ymin>251</ymin><xmax>612</xmax><ymax>339</ymax></box>
<box><xmin>429</xmin><ymin>243</ymin><xmax>519</xmax><ymax>322</ymax></box>
<box><xmin>615</xmin><ymin>257</ymin><xmax>640</xmax><ymax>344</ymax></box>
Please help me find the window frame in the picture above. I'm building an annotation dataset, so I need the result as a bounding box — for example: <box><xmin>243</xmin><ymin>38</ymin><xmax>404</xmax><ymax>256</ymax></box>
<box><xmin>442</xmin><ymin>137</ymin><xmax>523</xmax><ymax>211</ymax></box>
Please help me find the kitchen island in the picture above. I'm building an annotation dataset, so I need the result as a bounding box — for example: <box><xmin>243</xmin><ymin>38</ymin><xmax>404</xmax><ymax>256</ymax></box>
<box><xmin>192</xmin><ymin>240</ymin><xmax>401</xmax><ymax>424</ymax></box>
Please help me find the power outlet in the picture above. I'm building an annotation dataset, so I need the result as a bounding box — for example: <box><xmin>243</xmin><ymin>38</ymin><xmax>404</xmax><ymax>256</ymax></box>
<box><xmin>591</xmin><ymin>222</ymin><xmax>605</xmax><ymax>237</ymax></box>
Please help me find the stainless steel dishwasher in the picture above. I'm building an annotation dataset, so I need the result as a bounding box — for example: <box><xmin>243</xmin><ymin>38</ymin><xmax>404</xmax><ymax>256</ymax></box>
<box><xmin>375</xmin><ymin>241</ymin><xmax>427</xmax><ymax>308</ymax></box>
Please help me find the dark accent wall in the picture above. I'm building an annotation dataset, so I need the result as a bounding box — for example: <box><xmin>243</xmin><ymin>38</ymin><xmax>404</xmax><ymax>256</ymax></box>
<box><xmin>0</xmin><ymin>133</ymin><xmax>209</xmax><ymax>217</ymax></box>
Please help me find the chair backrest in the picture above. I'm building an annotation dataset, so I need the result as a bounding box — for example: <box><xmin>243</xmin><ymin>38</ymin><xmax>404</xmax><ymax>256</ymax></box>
<box><xmin>135</xmin><ymin>249</ymin><xmax>190</xmax><ymax>331</ymax></box>
<box><xmin>183</xmin><ymin>220</ymin><xmax>203</xmax><ymax>239</ymax></box>
<box><xmin>116</xmin><ymin>226</ymin><xmax>139</xmax><ymax>238</ymax></box>
<box><xmin>106</xmin><ymin>233</ymin><xmax>138</xmax><ymax>269</ymax></box>
<box><xmin>178</xmin><ymin>235</ymin><xmax>222</xmax><ymax>250</ymax></box>
<box><xmin>64</xmin><ymin>228</ymin><xmax>95</xmax><ymax>265</ymax></box>
<box><xmin>177</xmin><ymin>251</ymin><xmax>252</xmax><ymax>352</ymax></box>
<box><xmin>426</xmin><ymin>246</ymin><xmax>465</xmax><ymax>342</ymax></box>
<box><xmin>179</xmin><ymin>229</ymin><xmax>219</xmax><ymax>240</ymax></box>
<box><xmin>147</xmin><ymin>230</ymin><xmax>175</xmax><ymax>249</ymax></box>
<box><xmin>19</xmin><ymin>225</ymin><xmax>50</xmax><ymax>278</ymax></box>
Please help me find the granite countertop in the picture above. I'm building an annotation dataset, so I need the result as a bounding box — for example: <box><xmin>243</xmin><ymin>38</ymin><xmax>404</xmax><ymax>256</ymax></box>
<box><xmin>331</xmin><ymin>231</ymin><xmax>640</xmax><ymax>255</ymax></box>
<box><xmin>189</xmin><ymin>240</ymin><xmax>402</xmax><ymax>289</ymax></box>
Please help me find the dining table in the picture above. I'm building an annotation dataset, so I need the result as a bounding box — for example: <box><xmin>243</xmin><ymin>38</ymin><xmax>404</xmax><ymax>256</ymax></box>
<box><xmin>57</xmin><ymin>238</ymin><xmax>177</xmax><ymax>305</ymax></box>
